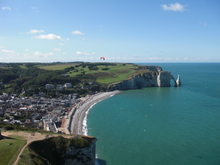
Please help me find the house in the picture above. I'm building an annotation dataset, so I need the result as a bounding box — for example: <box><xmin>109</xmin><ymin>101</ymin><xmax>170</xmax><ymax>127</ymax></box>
<box><xmin>61</xmin><ymin>74</ymin><xmax>69</xmax><ymax>77</ymax></box>
<box><xmin>64</xmin><ymin>83</ymin><xmax>72</xmax><ymax>88</ymax></box>
<box><xmin>81</xmin><ymin>85</ymin><xmax>87</xmax><ymax>89</ymax></box>
<box><xmin>0</xmin><ymin>111</ymin><xmax>4</xmax><ymax>117</ymax></box>
<box><xmin>88</xmin><ymin>82</ymin><xmax>94</xmax><ymax>85</ymax></box>
<box><xmin>24</xmin><ymin>119</ymin><xmax>32</xmax><ymax>127</ymax></box>
<box><xmin>52</xmin><ymin>107</ymin><xmax>63</xmax><ymax>115</ymax></box>
<box><xmin>72</xmin><ymin>94</ymin><xmax>79</xmax><ymax>99</ymax></box>
<box><xmin>5</xmin><ymin>108</ymin><xmax>18</xmax><ymax>116</ymax></box>
<box><xmin>56</xmin><ymin>84</ymin><xmax>64</xmax><ymax>90</ymax></box>
<box><xmin>39</xmin><ymin>92</ymin><xmax>46</xmax><ymax>97</ymax></box>
<box><xmin>45</xmin><ymin>84</ymin><xmax>55</xmax><ymax>89</ymax></box>
<box><xmin>33</xmin><ymin>120</ymin><xmax>43</xmax><ymax>129</ymax></box>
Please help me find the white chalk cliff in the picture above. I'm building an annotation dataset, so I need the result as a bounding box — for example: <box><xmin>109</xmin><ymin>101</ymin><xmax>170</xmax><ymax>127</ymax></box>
<box><xmin>176</xmin><ymin>75</ymin><xmax>181</xmax><ymax>86</ymax></box>
<box><xmin>108</xmin><ymin>69</ymin><xmax>180</xmax><ymax>90</ymax></box>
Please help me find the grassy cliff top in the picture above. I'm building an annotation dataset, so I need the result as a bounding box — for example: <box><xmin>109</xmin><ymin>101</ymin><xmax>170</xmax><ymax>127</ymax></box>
<box><xmin>0</xmin><ymin>62</ymin><xmax>162</xmax><ymax>96</ymax></box>
<box><xmin>38</xmin><ymin>62</ymin><xmax>161</xmax><ymax>84</ymax></box>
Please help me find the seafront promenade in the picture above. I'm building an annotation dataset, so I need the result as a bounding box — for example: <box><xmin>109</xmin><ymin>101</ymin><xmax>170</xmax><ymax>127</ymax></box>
<box><xmin>64</xmin><ymin>91</ymin><xmax>121</xmax><ymax>135</ymax></box>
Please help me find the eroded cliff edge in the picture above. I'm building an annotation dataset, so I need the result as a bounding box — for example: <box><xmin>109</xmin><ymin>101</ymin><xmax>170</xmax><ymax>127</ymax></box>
<box><xmin>28</xmin><ymin>135</ymin><xmax>96</xmax><ymax>165</ymax></box>
<box><xmin>108</xmin><ymin>66</ymin><xmax>180</xmax><ymax>90</ymax></box>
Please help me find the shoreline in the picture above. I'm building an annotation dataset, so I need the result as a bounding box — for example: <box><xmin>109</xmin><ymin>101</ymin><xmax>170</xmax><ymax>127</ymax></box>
<box><xmin>69</xmin><ymin>90</ymin><xmax>121</xmax><ymax>135</ymax></box>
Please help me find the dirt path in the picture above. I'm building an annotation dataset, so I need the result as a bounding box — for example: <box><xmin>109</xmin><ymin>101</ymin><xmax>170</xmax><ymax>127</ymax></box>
<box><xmin>2</xmin><ymin>131</ymin><xmax>56</xmax><ymax>165</ymax></box>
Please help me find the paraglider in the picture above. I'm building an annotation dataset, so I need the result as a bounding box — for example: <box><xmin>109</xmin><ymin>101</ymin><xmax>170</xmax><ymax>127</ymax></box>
<box><xmin>100</xmin><ymin>57</ymin><xmax>105</xmax><ymax>60</ymax></box>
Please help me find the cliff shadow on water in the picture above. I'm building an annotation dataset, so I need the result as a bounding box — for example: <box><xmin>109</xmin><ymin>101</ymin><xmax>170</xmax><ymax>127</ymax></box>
<box><xmin>96</xmin><ymin>158</ymin><xmax>107</xmax><ymax>165</ymax></box>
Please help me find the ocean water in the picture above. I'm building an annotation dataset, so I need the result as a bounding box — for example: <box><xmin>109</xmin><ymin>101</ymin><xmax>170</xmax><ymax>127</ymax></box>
<box><xmin>87</xmin><ymin>63</ymin><xmax>220</xmax><ymax>165</ymax></box>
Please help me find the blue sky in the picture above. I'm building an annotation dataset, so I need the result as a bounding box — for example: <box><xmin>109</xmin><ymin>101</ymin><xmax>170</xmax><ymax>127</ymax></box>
<box><xmin>1</xmin><ymin>0</ymin><xmax>220</xmax><ymax>63</ymax></box>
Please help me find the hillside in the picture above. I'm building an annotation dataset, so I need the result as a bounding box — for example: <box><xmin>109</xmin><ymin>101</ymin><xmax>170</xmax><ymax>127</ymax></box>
<box><xmin>0</xmin><ymin>62</ymin><xmax>162</xmax><ymax>97</ymax></box>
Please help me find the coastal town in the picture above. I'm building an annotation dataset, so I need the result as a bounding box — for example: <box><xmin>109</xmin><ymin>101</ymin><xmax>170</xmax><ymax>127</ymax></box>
<box><xmin>0</xmin><ymin>82</ymin><xmax>120</xmax><ymax>135</ymax></box>
<box><xmin>0</xmin><ymin>89</ymin><xmax>82</xmax><ymax>134</ymax></box>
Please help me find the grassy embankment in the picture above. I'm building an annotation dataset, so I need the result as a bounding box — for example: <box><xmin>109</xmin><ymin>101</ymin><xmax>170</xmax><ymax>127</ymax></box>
<box><xmin>39</xmin><ymin>63</ymin><xmax>139</xmax><ymax>84</ymax></box>
<box><xmin>0</xmin><ymin>135</ymin><xmax>26</xmax><ymax>165</ymax></box>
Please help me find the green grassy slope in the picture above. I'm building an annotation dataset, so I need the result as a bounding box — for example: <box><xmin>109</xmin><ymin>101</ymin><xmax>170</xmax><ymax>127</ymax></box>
<box><xmin>0</xmin><ymin>135</ymin><xmax>26</xmax><ymax>165</ymax></box>
<box><xmin>38</xmin><ymin>63</ymin><xmax>142</xmax><ymax>84</ymax></box>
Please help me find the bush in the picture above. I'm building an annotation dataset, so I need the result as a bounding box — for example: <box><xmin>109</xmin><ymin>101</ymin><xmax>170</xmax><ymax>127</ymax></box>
<box><xmin>101</xmin><ymin>68</ymin><xmax>109</xmax><ymax>71</ymax></box>
<box><xmin>3</xmin><ymin>125</ymin><xmax>15</xmax><ymax>130</ymax></box>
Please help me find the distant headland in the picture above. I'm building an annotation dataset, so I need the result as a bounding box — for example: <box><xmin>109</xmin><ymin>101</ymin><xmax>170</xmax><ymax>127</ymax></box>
<box><xmin>0</xmin><ymin>62</ymin><xmax>180</xmax><ymax>97</ymax></box>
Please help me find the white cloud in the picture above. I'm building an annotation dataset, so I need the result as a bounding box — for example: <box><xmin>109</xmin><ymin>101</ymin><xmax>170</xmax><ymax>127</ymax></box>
<box><xmin>53</xmin><ymin>48</ymin><xmax>61</xmax><ymax>52</ymax></box>
<box><xmin>59</xmin><ymin>43</ymin><xmax>64</xmax><ymax>46</ymax></box>
<box><xmin>76</xmin><ymin>51</ymin><xmax>95</xmax><ymax>56</ymax></box>
<box><xmin>161</xmin><ymin>3</ymin><xmax>186</xmax><ymax>12</ymax></box>
<box><xmin>25</xmin><ymin>49</ymin><xmax>29</xmax><ymax>52</ymax></box>
<box><xmin>45</xmin><ymin>52</ymin><xmax>54</xmax><ymax>57</ymax></box>
<box><xmin>0</xmin><ymin>37</ymin><xmax>5</xmax><ymax>39</ymax></box>
<box><xmin>72</xmin><ymin>31</ymin><xmax>84</xmax><ymax>35</ymax></box>
<box><xmin>1</xmin><ymin>49</ymin><xmax>15</xmax><ymax>53</ymax></box>
<box><xmin>2</xmin><ymin>6</ymin><xmax>11</xmax><ymax>10</ymax></box>
<box><xmin>34</xmin><ymin>34</ymin><xmax>63</xmax><ymax>40</ymax></box>
<box><xmin>28</xmin><ymin>29</ymin><xmax>44</xmax><ymax>34</ymax></box>
<box><xmin>1</xmin><ymin>49</ymin><xmax>19</xmax><ymax>57</ymax></box>
<box><xmin>34</xmin><ymin>51</ymin><xmax>54</xmax><ymax>58</ymax></box>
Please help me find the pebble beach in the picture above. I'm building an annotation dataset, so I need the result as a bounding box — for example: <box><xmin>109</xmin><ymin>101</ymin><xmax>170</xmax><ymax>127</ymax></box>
<box><xmin>68</xmin><ymin>91</ymin><xmax>121</xmax><ymax>135</ymax></box>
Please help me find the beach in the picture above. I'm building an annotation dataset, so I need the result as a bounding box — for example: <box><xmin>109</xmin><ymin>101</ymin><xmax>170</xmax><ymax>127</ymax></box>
<box><xmin>68</xmin><ymin>91</ymin><xmax>121</xmax><ymax>135</ymax></box>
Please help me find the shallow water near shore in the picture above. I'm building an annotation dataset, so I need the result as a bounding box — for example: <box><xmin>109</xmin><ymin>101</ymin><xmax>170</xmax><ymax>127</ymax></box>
<box><xmin>87</xmin><ymin>63</ymin><xmax>220</xmax><ymax>165</ymax></box>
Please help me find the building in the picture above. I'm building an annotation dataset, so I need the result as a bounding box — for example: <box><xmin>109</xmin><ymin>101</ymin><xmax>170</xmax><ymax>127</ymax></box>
<box><xmin>64</xmin><ymin>83</ymin><xmax>72</xmax><ymax>89</ymax></box>
<box><xmin>45</xmin><ymin>84</ymin><xmax>55</xmax><ymax>89</ymax></box>
<box><xmin>56</xmin><ymin>84</ymin><xmax>64</xmax><ymax>90</ymax></box>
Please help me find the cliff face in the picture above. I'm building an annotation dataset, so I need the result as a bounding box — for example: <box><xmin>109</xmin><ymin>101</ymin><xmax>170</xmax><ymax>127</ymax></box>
<box><xmin>176</xmin><ymin>75</ymin><xmax>181</xmax><ymax>86</ymax></box>
<box><xmin>28</xmin><ymin>135</ymin><xmax>96</xmax><ymax>165</ymax></box>
<box><xmin>157</xmin><ymin>71</ymin><xmax>177</xmax><ymax>87</ymax></box>
<box><xmin>108</xmin><ymin>70</ymin><xmax>178</xmax><ymax>91</ymax></box>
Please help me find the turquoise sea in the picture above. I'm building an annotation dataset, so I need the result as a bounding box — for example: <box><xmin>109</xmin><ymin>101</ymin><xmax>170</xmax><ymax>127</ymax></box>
<box><xmin>87</xmin><ymin>63</ymin><xmax>220</xmax><ymax>165</ymax></box>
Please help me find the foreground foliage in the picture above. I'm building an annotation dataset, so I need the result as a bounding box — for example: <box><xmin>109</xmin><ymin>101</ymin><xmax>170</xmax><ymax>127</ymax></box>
<box><xmin>0</xmin><ymin>122</ymin><xmax>53</xmax><ymax>134</ymax></box>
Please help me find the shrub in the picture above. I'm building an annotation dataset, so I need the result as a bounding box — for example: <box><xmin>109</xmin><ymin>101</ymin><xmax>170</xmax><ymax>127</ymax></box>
<box><xmin>3</xmin><ymin>125</ymin><xmax>15</xmax><ymax>130</ymax></box>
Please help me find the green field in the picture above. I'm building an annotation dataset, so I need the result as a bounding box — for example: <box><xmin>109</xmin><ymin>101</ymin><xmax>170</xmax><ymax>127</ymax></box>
<box><xmin>37</xmin><ymin>62</ymin><xmax>154</xmax><ymax>86</ymax></box>
<box><xmin>96</xmin><ymin>68</ymin><xmax>135</xmax><ymax>84</ymax></box>
<box><xmin>38</xmin><ymin>63</ymin><xmax>77</xmax><ymax>70</ymax></box>
<box><xmin>0</xmin><ymin>67</ymin><xmax>12</xmax><ymax>69</ymax></box>
<box><xmin>38</xmin><ymin>63</ymin><xmax>139</xmax><ymax>84</ymax></box>
<box><xmin>68</xmin><ymin>63</ymin><xmax>138</xmax><ymax>84</ymax></box>
<box><xmin>0</xmin><ymin>135</ymin><xmax>26</xmax><ymax>165</ymax></box>
<box><xmin>19</xmin><ymin>65</ymin><xmax>28</xmax><ymax>69</ymax></box>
